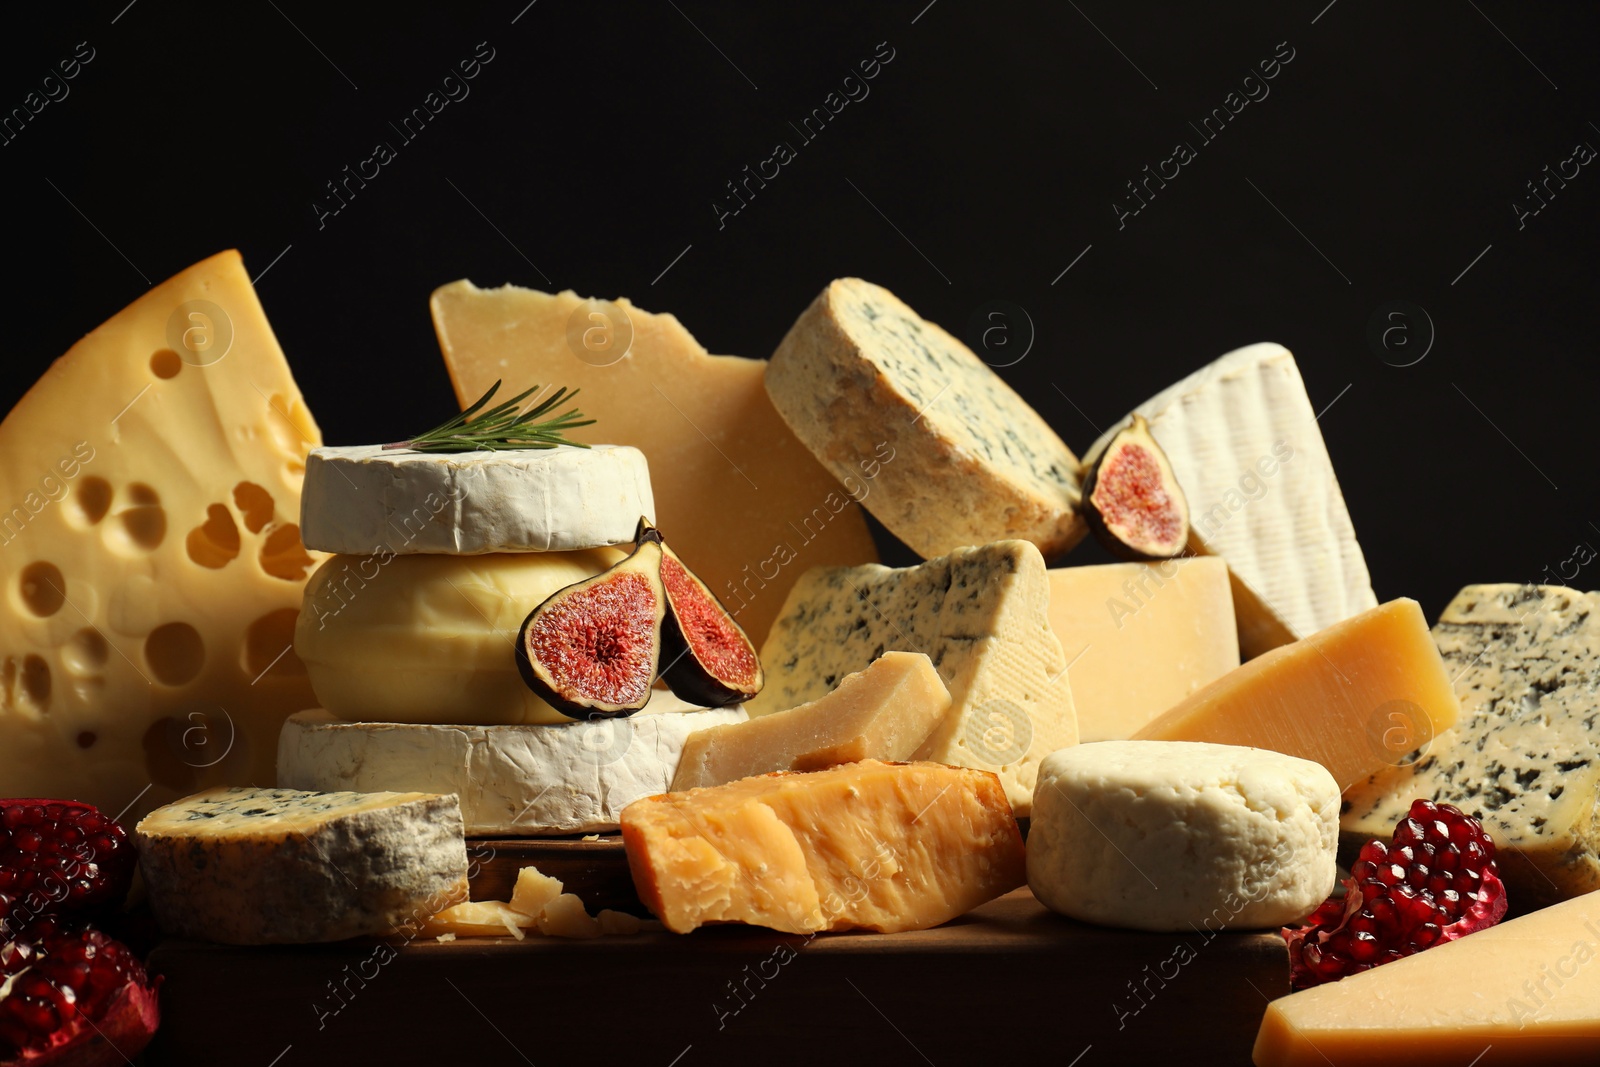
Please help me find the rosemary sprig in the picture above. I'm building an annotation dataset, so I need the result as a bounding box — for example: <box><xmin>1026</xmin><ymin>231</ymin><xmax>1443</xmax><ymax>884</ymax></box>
<box><xmin>383</xmin><ymin>380</ymin><xmax>595</xmax><ymax>452</ymax></box>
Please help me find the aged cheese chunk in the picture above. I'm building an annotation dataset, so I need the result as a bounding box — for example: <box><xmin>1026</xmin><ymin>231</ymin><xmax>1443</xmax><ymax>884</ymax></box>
<box><xmin>671</xmin><ymin>651</ymin><xmax>949</xmax><ymax>790</ymax></box>
<box><xmin>419</xmin><ymin>865</ymin><xmax>636</xmax><ymax>939</ymax></box>
<box><xmin>537</xmin><ymin>893</ymin><xmax>602</xmax><ymax>939</ymax></box>
<box><xmin>431</xmin><ymin>281</ymin><xmax>878</xmax><ymax>643</ymax></box>
<box><xmin>508</xmin><ymin>866</ymin><xmax>563</xmax><ymax>918</ymax></box>
<box><xmin>419</xmin><ymin>900</ymin><xmax>532</xmax><ymax>940</ymax></box>
<box><xmin>1343</xmin><ymin>584</ymin><xmax>1600</xmax><ymax>907</ymax></box>
<box><xmin>277</xmin><ymin>703</ymin><xmax>747</xmax><ymax>834</ymax></box>
<box><xmin>1254</xmin><ymin>889</ymin><xmax>1600</xmax><ymax>1066</ymax></box>
<box><xmin>0</xmin><ymin>250</ymin><xmax>322</xmax><ymax>818</ymax></box>
<box><xmin>1029</xmin><ymin>741</ymin><xmax>1339</xmax><ymax>931</ymax></box>
<box><xmin>747</xmin><ymin>541</ymin><xmax>1076</xmax><ymax>814</ymax></box>
<box><xmin>137</xmin><ymin>786</ymin><xmax>468</xmax><ymax>944</ymax></box>
<box><xmin>766</xmin><ymin>278</ymin><xmax>1085</xmax><ymax>561</ymax></box>
<box><xmin>1047</xmin><ymin>558</ymin><xmax>1240</xmax><ymax>742</ymax></box>
<box><xmin>1133</xmin><ymin>600</ymin><xmax>1459</xmax><ymax>790</ymax></box>
<box><xmin>621</xmin><ymin>760</ymin><xmax>1025</xmax><ymax>935</ymax></box>
<box><xmin>1086</xmin><ymin>344</ymin><xmax>1376</xmax><ymax>657</ymax></box>
<box><xmin>300</xmin><ymin>443</ymin><xmax>655</xmax><ymax>556</ymax></box>
<box><xmin>294</xmin><ymin>547</ymin><xmax>624</xmax><ymax>725</ymax></box>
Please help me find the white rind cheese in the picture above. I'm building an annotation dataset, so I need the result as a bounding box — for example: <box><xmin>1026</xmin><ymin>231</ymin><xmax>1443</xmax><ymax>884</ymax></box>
<box><xmin>1029</xmin><ymin>741</ymin><xmax>1340</xmax><ymax>931</ymax></box>
<box><xmin>277</xmin><ymin>703</ymin><xmax>747</xmax><ymax>835</ymax></box>
<box><xmin>300</xmin><ymin>443</ymin><xmax>655</xmax><ymax>555</ymax></box>
<box><xmin>1086</xmin><ymin>343</ymin><xmax>1376</xmax><ymax>656</ymax></box>
<box><xmin>748</xmin><ymin>540</ymin><xmax>1076</xmax><ymax>814</ymax></box>
<box><xmin>136</xmin><ymin>786</ymin><xmax>469</xmax><ymax>944</ymax></box>
<box><xmin>1342</xmin><ymin>584</ymin><xmax>1600</xmax><ymax>907</ymax></box>
<box><xmin>766</xmin><ymin>278</ymin><xmax>1085</xmax><ymax>561</ymax></box>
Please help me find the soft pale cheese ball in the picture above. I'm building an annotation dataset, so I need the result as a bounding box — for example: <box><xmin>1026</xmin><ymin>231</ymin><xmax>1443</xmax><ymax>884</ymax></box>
<box><xmin>1028</xmin><ymin>740</ymin><xmax>1338</xmax><ymax>932</ymax></box>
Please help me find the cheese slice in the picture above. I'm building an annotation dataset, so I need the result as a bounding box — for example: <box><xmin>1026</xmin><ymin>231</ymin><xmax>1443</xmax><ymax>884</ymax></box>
<box><xmin>671</xmin><ymin>650</ymin><xmax>950</xmax><ymax>790</ymax></box>
<box><xmin>1047</xmin><ymin>558</ymin><xmax>1239</xmax><ymax>742</ymax></box>
<box><xmin>747</xmin><ymin>541</ymin><xmax>1076</xmax><ymax>814</ymax></box>
<box><xmin>766</xmin><ymin>278</ymin><xmax>1085</xmax><ymax>561</ymax></box>
<box><xmin>1343</xmin><ymin>584</ymin><xmax>1600</xmax><ymax>908</ymax></box>
<box><xmin>431</xmin><ymin>281</ymin><xmax>878</xmax><ymax>643</ymax></box>
<box><xmin>277</xmin><ymin>703</ymin><xmax>747</xmax><ymax>835</ymax></box>
<box><xmin>621</xmin><ymin>760</ymin><xmax>1025</xmax><ymax>934</ymax></box>
<box><xmin>300</xmin><ymin>443</ymin><xmax>655</xmax><ymax>555</ymax></box>
<box><xmin>1254</xmin><ymin>889</ymin><xmax>1600</xmax><ymax>1066</ymax></box>
<box><xmin>1133</xmin><ymin>599</ymin><xmax>1460</xmax><ymax>790</ymax></box>
<box><xmin>1086</xmin><ymin>344</ymin><xmax>1376</xmax><ymax>657</ymax></box>
<box><xmin>137</xmin><ymin>786</ymin><xmax>468</xmax><ymax>944</ymax></box>
<box><xmin>0</xmin><ymin>250</ymin><xmax>321</xmax><ymax>818</ymax></box>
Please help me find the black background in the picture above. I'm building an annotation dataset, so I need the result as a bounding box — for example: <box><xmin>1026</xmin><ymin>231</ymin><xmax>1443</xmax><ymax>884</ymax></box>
<box><xmin>4</xmin><ymin>1</ymin><xmax>1597</xmax><ymax>622</ymax></box>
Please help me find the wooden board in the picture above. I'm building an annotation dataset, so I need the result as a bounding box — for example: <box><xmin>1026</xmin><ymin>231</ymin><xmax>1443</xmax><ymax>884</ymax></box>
<box><xmin>145</xmin><ymin>888</ymin><xmax>1288</xmax><ymax>1066</ymax></box>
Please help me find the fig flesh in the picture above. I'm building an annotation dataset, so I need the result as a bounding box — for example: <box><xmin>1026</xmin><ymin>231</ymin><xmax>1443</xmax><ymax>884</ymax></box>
<box><xmin>1080</xmin><ymin>414</ymin><xmax>1189</xmax><ymax>560</ymax></box>
<box><xmin>516</xmin><ymin>540</ymin><xmax>666</xmax><ymax>719</ymax></box>
<box><xmin>639</xmin><ymin>521</ymin><xmax>763</xmax><ymax>707</ymax></box>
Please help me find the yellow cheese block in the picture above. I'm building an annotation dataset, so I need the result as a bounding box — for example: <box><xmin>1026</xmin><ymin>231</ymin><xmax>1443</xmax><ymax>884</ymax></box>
<box><xmin>1133</xmin><ymin>599</ymin><xmax>1459</xmax><ymax>789</ymax></box>
<box><xmin>0</xmin><ymin>251</ymin><xmax>321</xmax><ymax>816</ymax></box>
<box><xmin>430</xmin><ymin>282</ymin><xmax>880</xmax><ymax>644</ymax></box>
<box><xmin>1047</xmin><ymin>558</ymin><xmax>1240</xmax><ymax>742</ymax></box>
<box><xmin>671</xmin><ymin>650</ymin><xmax>951</xmax><ymax>789</ymax></box>
<box><xmin>1254</xmin><ymin>890</ymin><xmax>1600</xmax><ymax>1065</ymax></box>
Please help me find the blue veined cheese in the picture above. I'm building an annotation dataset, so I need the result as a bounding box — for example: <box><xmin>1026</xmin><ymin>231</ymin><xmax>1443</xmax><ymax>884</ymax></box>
<box><xmin>136</xmin><ymin>786</ymin><xmax>469</xmax><ymax>944</ymax></box>
<box><xmin>1085</xmin><ymin>343</ymin><xmax>1376</xmax><ymax>657</ymax></box>
<box><xmin>747</xmin><ymin>540</ymin><xmax>1076</xmax><ymax>814</ymax></box>
<box><xmin>300</xmin><ymin>443</ymin><xmax>655</xmax><ymax>555</ymax></box>
<box><xmin>1342</xmin><ymin>584</ymin><xmax>1600</xmax><ymax>907</ymax></box>
<box><xmin>765</xmin><ymin>278</ymin><xmax>1085</xmax><ymax>561</ymax></box>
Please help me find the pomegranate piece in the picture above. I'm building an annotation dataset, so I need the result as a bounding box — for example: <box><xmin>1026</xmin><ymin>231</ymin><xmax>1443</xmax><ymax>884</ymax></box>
<box><xmin>0</xmin><ymin>803</ymin><xmax>135</xmax><ymax>939</ymax></box>
<box><xmin>642</xmin><ymin>521</ymin><xmax>763</xmax><ymax>707</ymax></box>
<box><xmin>0</xmin><ymin>924</ymin><xmax>159</xmax><ymax>1067</ymax></box>
<box><xmin>1080</xmin><ymin>414</ymin><xmax>1189</xmax><ymax>560</ymax></box>
<box><xmin>1282</xmin><ymin>799</ymin><xmax>1508</xmax><ymax>990</ymax></box>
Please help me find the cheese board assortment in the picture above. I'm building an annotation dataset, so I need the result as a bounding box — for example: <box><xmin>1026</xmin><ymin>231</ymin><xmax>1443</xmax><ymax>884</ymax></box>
<box><xmin>2</xmin><ymin>249</ymin><xmax>1598</xmax><ymax>1066</ymax></box>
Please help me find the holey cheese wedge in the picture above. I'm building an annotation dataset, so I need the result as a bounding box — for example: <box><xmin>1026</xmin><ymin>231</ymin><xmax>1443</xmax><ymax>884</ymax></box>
<box><xmin>748</xmin><ymin>541</ymin><xmax>1076</xmax><ymax>814</ymax></box>
<box><xmin>621</xmin><ymin>760</ymin><xmax>1025</xmax><ymax>934</ymax></box>
<box><xmin>1344</xmin><ymin>585</ymin><xmax>1600</xmax><ymax>907</ymax></box>
<box><xmin>0</xmin><ymin>251</ymin><xmax>320</xmax><ymax>817</ymax></box>
<box><xmin>1086</xmin><ymin>344</ymin><xmax>1376</xmax><ymax>657</ymax></box>
<box><xmin>431</xmin><ymin>281</ymin><xmax>878</xmax><ymax>644</ymax></box>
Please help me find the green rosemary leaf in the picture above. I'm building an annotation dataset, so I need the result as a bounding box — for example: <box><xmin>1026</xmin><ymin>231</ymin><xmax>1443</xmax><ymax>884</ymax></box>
<box><xmin>383</xmin><ymin>380</ymin><xmax>594</xmax><ymax>453</ymax></box>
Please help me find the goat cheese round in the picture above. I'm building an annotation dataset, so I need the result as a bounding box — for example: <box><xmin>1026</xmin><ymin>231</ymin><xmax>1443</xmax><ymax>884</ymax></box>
<box><xmin>299</xmin><ymin>443</ymin><xmax>655</xmax><ymax>555</ymax></box>
<box><xmin>1028</xmin><ymin>740</ymin><xmax>1339</xmax><ymax>932</ymax></box>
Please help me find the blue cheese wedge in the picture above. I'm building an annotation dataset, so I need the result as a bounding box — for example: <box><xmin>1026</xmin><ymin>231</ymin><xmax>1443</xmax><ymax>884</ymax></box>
<box><xmin>1342</xmin><ymin>584</ymin><xmax>1600</xmax><ymax>907</ymax></box>
<box><xmin>747</xmin><ymin>540</ymin><xmax>1076</xmax><ymax>814</ymax></box>
<box><xmin>136</xmin><ymin>786</ymin><xmax>469</xmax><ymax>944</ymax></box>
<box><xmin>765</xmin><ymin>278</ymin><xmax>1085</xmax><ymax>561</ymax></box>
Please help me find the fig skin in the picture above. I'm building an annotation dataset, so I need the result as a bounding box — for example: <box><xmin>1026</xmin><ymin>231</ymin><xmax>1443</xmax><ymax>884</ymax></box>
<box><xmin>1079</xmin><ymin>414</ymin><xmax>1190</xmax><ymax>561</ymax></box>
<box><xmin>639</xmin><ymin>521</ymin><xmax>764</xmax><ymax>708</ymax></box>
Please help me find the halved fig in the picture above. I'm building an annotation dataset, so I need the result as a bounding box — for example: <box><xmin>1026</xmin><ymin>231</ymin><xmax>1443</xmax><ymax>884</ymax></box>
<box><xmin>1080</xmin><ymin>413</ymin><xmax>1189</xmax><ymax>560</ymax></box>
<box><xmin>638</xmin><ymin>520</ymin><xmax>764</xmax><ymax>707</ymax></box>
<box><xmin>515</xmin><ymin>539</ymin><xmax>666</xmax><ymax>719</ymax></box>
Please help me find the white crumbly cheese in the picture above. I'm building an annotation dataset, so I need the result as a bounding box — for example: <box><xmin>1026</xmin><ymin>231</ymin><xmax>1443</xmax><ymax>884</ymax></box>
<box><xmin>1028</xmin><ymin>741</ymin><xmax>1339</xmax><ymax>932</ymax></box>
<box><xmin>1085</xmin><ymin>343</ymin><xmax>1376</xmax><ymax>656</ymax></box>
<box><xmin>136</xmin><ymin>786</ymin><xmax>469</xmax><ymax>944</ymax></box>
<box><xmin>748</xmin><ymin>541</ymin><xmax>1076</xmax><ymax>814</ymax></box>
<box><xmin>1342</xmin><ymin>584</ymin><xmax>1600</xmax><ymax>907</ymax></box>
<box><xmin>299</xmin><ymin>443</ymin><xmax>655</xmax><ymax>555</ymax></box>
<box><xmin>277</xmin><ymin>701</ymin><xmax>746</xmax><ymax>834</ymax></box>
<box><xmin>765</xmin><ymin>278</ymin><xmax>1085</xmax><ymax>561</ymax></box>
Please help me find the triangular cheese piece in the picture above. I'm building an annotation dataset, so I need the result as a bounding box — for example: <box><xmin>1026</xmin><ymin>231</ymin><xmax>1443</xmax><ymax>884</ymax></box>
<box><xmin>0</xmin><ymin>251</ymin><xmax>322</xmax><ymax>817</ymax></box>
<box><xmin>430</xmin><ymin>281</ymin><xmax>878</xmax><ymax>643</ymax></box>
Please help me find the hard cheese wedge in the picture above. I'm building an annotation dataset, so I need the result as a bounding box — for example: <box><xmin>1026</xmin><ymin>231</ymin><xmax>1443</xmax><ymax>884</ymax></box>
<box><xmin>747</xmin><ymin>541</ymin><xmax>1076</xmax><ymax>814</ymax></box>
<box><xmin>671</xmin><ymin>650</ymin><xmax>950</xmax><ymax>790</ymax></box>
<box><xmin>1048</xmin><ymin>558</ymin><xmax>1240</xmax><ymax>742</ymax></box>
<box><xmin>1254</xmin><ymin>889</ymin><xmax>1600</xmax><ymax>1066</ymax></box>
<box><xmin>1086</xmin><ymin>344</ymin><xmax>1376</xmax><ymax>657</ymax></box>
<box><xmin>0</xmin><ymin>250</ymin><xmax>321</xmax><ymax>817</ymax></box>
<box><xmin>431</xmin><ymin>281</ymin><xmax>878</xmax><ymax>643</ymax></box>
<box><xmin>1343</xmin><ymin>584</ymin><xmax>1600</xmax><ymax>908</ymax></box>
<box><xmin>1133</xmin><ymin>599</ymin><xmax>1459</xmax><ymax>790</ymax></box>
<box><xmin>621</xmin><ymin>760</ymin><xmax>1025</xmax><ymax>934</ymax></box>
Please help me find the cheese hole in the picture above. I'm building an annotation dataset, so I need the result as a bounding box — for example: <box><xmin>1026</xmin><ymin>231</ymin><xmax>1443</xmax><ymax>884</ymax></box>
<box><xmin>142</xmin><ymin>718</ymin><xmax>197</xmax><ymax>793</ymax></box>
<box><xmin>232</xmin><ymin>482</ymin><xmax>275</xmax><ymax>534</ymax></box>
<box><xmin>73</xmin><ymin>477</ymin><xmax>113</xmax><ymax>526</ymax></box>
<box><xmin>185</xmin><ymin>504</ymin><xmax>241</xmax><ymax>569</ymax></box>
<box><xmin>19</xmin><ymin>655</ymin><xmax>50</xmax><ymax>713</ymax></box>
<box><xmin>118</xmin><ymin>505</ymin><xmax>167</xmax><ymax>551</ymax></box>
<box><xmin>18</xmin><ymin>561</ymin><xmax>66</xmax><ymax>617</ymax></box>
<box><xmin>77</xmin><ymin>730</ymin><xmax>97</xmax><ymax>749</ymax></box>
<box><xmin>150</xmin><ymin>349</ymin><xmax>183</xmax><ymax>379</ymax></box>
<box><xmin>259</xmin><ymin>524</ymin><xmax>314</xmax><ymax>581</ymax></box>
<box><xmin>144</xmin><ymin>622</ymin><xmax>205</xmax><ymax>686</ymax></box>
<box><xmin>243</xmin><ymin>608</ymin><xmax>305</xmax><ymax>678</ymax></box>
<box><xmin>61</xmin><ymin>629</ymin><xmax>109</xmax><ymax>675</ymax></box>
<box><xmin>128</xmin><ymin>483</ymin><xmax>160</xmax><ymax>506</ymax></box>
